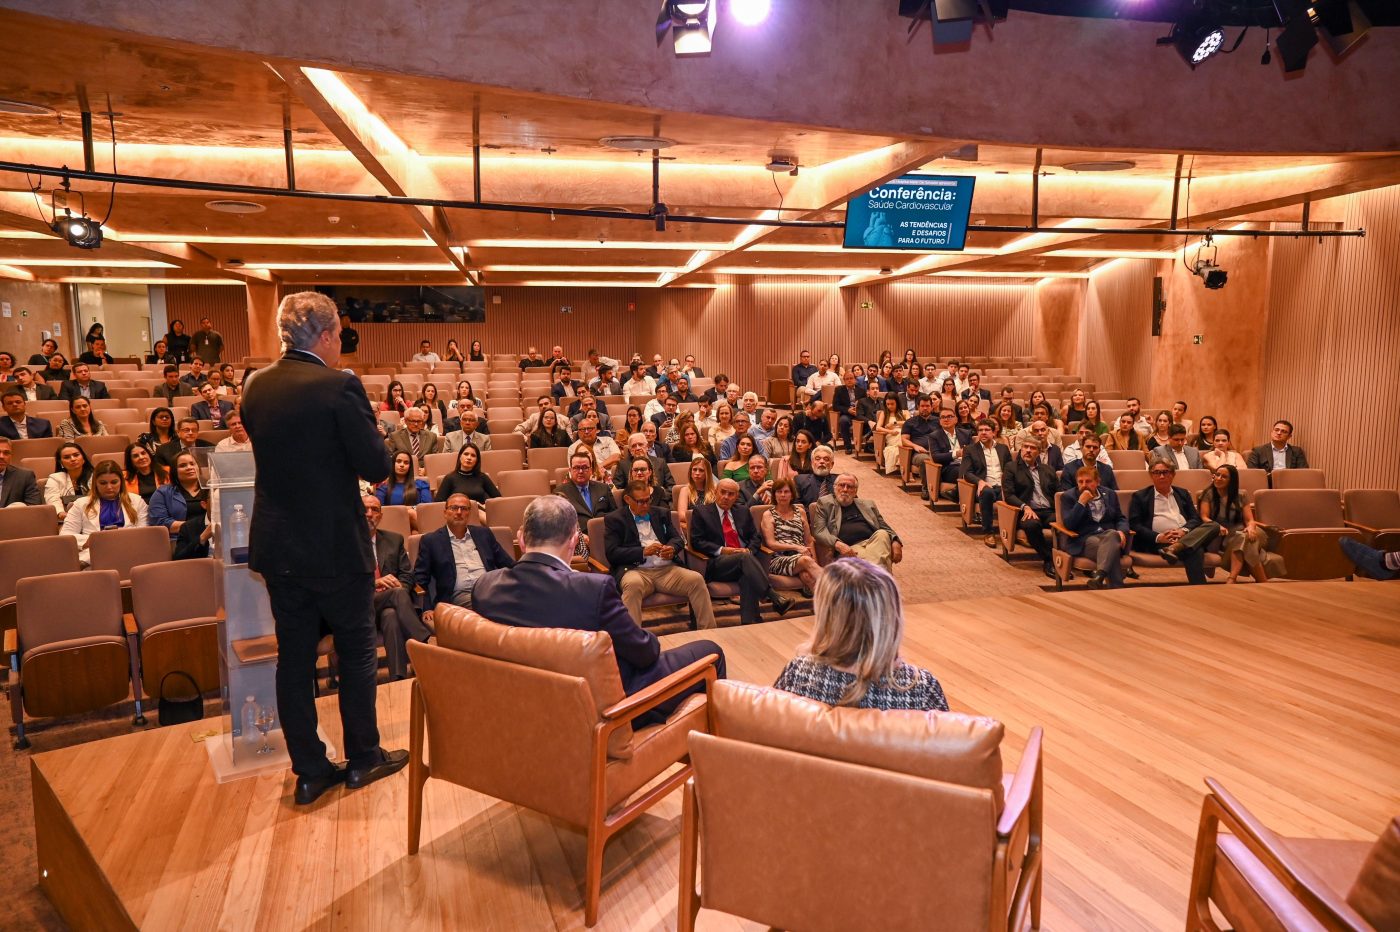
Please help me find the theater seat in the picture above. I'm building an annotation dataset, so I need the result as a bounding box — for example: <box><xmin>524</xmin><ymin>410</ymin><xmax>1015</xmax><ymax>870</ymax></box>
<box><xmin>1252</xmin><ymin>489</ymin><xmax>1361</xmax><ymax>580</ymax></box>
<box><xmin>1186</xmin><ymin>778</ymin><xmax>1398</xmax><ymax>932</ymax></box>
<box><xmin>679</xmin><ymin>681</ymin><xmax>1043</xmax><ymax>932</ymax></box>
<box><xmin>405</xmin><ymin>608</ymin><xmax>719</xmax><ymax>927</ymax></box>
<box><xmin>1343</xmin><ymin>489</ymin><xmax>1400</xmax><ymax>552</ymax></box>
<box><xmin>585</xmin><ymin>515</ymin><xmax>694</xmax><ymax>625</ymax></box>
<box><xmin>128</xmin><ymin>558</ymin><xmax>221</xmax><ymax>707</ymax></box>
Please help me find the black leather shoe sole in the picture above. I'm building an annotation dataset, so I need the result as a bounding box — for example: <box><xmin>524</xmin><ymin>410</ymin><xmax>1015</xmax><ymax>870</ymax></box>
<box><xmin>345</xmin><ymin>749</ymin><xmax>409</xmax><ymax>790</ymax></box>
<box><xmin>770</xmin><ymin>596</ymin><xmax>794</xmax><ymax>617</ymax></box>
<box><xmin>294</xmin><ymin>763</ymin><xmax>347</xmax><ymax>806</ymax></box>
<box><xmin>1043</xmin><ymin>563</ymin><xmax>1057</xmax><ymax>579</ymax></box>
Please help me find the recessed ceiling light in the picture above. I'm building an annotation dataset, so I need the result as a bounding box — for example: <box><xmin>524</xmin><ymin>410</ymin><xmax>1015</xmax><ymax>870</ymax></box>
<box><xmin>0</xmin><ymin>98</ymin><xmax>57</xmax><ymax>117</ymax></box>
<box><xmin>1061</xmin><ymin>160</ymin><xmax>1137</xmax><ymax>172</ymax></box>
<box><xmin>205</xmin><ymin>200</ymin><xmax>266</xmax><ymax>214</ymax></box>
<box><xmin>599</xmin><ymin>136</ymin><xmax>677</xmax><ymax>151</ymax></box>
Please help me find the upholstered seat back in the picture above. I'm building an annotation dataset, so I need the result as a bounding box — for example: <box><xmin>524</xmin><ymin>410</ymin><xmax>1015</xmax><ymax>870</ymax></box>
<box><xmin>689</xmin><ymin>681</ymin><xmax>1008</xmax><ymax>932</ymax></box>
<box><xmin>130</xmin><ymin>558</ymin><xmax>220</xmax><ymax>633</ymax></box>
<box><xmin>414</xmin><ymin>606</ymin><xmax>635</xmax><ymax>823</ymax></box>
<box><xmin>1253</xmin><ymin>489</ymin><xmax>1345</xmax><ymax>530</ymax></box>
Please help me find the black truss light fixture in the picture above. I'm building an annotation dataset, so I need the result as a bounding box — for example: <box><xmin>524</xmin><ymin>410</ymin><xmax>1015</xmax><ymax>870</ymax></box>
<box><xmin>47</xmin><ymin>180</ymin><xmax>104</xmax><ymax>250</ymax></box>
<box><xmin>655</xmin><ymin>1</ymin><xmax>717</xmax><ymax>56</ymax></box>
<box><xmin>1159</xmin><ymin>15</ymin><xmax>1227</xmax><ymax>68</ymax></box>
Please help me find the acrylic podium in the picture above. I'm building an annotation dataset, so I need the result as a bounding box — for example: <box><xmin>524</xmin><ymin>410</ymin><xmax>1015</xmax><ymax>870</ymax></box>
<box><xmin>203</xmin><ymin>449</ymin><xmax>334</xmax><ymax>781</ymax></box>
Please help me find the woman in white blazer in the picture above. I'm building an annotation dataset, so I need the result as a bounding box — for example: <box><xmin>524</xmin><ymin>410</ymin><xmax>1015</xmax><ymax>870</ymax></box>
<box><xmin>61</xmin><ymin>460</ymin><xmax>148</xmax><ymax>565</ymax></box>
<box><xmin>44</xmin><ymin>442</ymin><xmax>94</xmax><ymax>516</ymax></box>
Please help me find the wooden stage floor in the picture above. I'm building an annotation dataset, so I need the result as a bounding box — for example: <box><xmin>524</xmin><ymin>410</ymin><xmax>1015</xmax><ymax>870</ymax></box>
<box><xmin>31</xmin><ymin>581</ymin><xmax>1400</xmax><ymax>931</ymax></box>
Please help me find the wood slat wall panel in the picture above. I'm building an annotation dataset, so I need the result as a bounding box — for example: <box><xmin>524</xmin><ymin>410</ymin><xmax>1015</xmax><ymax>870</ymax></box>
<box><xmin>1263</xmin><ymin>186</ymin><xmax>1400</xmax><ymax>491</ymax></box>
<box><xmin>1081</xmin><ymin>259</ymin><xmax>1156</xmax><ymax>401</ymax></box>
<box><xmin>0</xmin><ymin>279</ymin><xmax>73</xmax><ymax>361</ymax></box>
<box><xmin>164</xmin><ymin>284</ymin><xmax>252</xmax><ymax>364</ymax></box>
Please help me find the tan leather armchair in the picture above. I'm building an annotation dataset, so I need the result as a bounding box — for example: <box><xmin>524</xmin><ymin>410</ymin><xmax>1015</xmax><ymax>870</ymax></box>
<box><xmin>679</xmin><ymin>681</ymin><xmax>1044</xmax><ymax>932</ymax></box>
<box><xmin>404</xmin><ymin>605</ymin><xmax>719</xmax><ymax>927</ymax></box>
<box><xmin>1186</xmin><ymin>778</ymin><xmax>1399</xmax><ymax>931</ymax></box>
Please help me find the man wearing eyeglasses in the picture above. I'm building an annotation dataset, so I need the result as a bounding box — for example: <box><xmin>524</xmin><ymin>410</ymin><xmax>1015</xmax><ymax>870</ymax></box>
<box><xmin>1128</xmin><ymin>461</ymin><xmax>1219</xmax><ymax>585</ymax></box>
<box><xmin>604</xmin><ymin>479</ymin><xmax>716</xmax><ymax>629</ymax></box>
<box><xmin>363</xmin><ymin>495</ymin><xmax>427</xmax><ymax>680</ymax></box>
<box><xmin>414</xmin><ymin>491</ymin><xmax>516</xmax><ymax>618</ymax></box>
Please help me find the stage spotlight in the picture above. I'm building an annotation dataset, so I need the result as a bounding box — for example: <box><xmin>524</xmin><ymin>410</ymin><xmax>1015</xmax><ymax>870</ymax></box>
<box><xmin>1165</xmin><ymin>18</ymin><xmax>1226</xmax><ymax>67</ymax></box>
<box><xmin>1191</xmin><ymin>235</ymin><xmax>1227</xmax><ymax>290</ymax></box>
<box><xmin>656</xmin><ymin>1</ymin><xmax>717</xmax><ymax>56</ymax></box>
<box><xmin>1273</xmin><ymin>0</ymin><xmax>1319</xmax><ymax>71</ymax></box>
<box><xmin>730</xmin><ymin>0</ymin><xmax>770</xmax><ymax>26</ymax></box>
<box><xmin>51</xmin><ymin>213</ymin><xmax>103</xmax><ymax>250</ymax></box>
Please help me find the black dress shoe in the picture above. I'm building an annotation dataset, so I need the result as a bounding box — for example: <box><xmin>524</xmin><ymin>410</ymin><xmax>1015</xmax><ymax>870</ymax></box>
<box><xmin>769</xmin><ymin>593</ymin><xmax>794</xmax><ymax>617</ymax></box>
<box><xmin>1043</xmin><ymin>562</ymin><xmax>1057</xmax><ymax>579</ymax></box>
<box><xmin>345</xmin><ymin>749</ymin><xmax>409</xmax><ymax>790</ymax></box>
<box><xmin>1087</xmin><ymin>572</ymin><xmax>1107</xmax><ymax>590</ymax></box>
<box><xmin>294</xmin><ymin>763</ymin><xmax>347</xmax><ymax>806</ymax></box>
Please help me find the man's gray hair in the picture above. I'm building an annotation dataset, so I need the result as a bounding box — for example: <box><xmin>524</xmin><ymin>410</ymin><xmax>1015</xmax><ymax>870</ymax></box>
<box><xmin>813</xmin><ymin>444</ymin><xmax>835</xmax><ymax>458</ymax></box>
<box><xmin>521</xmin><ymin>495</ymin><xmax>579</xmax><ymax>548</ymax></box>
<box><xmin>278</xmin><ymin>291</ymin><xmax>339</xmax><ymax>352</ymax></box>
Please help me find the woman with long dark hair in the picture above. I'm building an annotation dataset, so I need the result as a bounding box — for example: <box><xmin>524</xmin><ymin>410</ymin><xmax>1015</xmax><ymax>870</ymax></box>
<box><xmin>721</xmin><ymin>435</ymin><xmax>757</xmax><ymax>482</ymax></box>
<box><xmin>45</xmin><ymin>442</ymin><xmax>94</xmax><ymax>516</ymax></box>
<box><xmin>615</xmin><ymin>404</ymin><xmax>645</xmax><ymax>446</ymax></box>
<box><xmin>1190</xmin><ymin>414</ymin><xmax>1220</xmax><ymax>451</ymax></box>
<box><xmin>468</xmin><ymin>339</ymin><xmax>485</xmax><ymax>362</ymax></box>
<box><xmin>149</xmin><ymin>450</ymin><xmax>212</xmax><ymax>558</ymax></box>
<box><xmin>381</xmin><ymin>380</ymin><xmax>410</xmax><ymax>414</ymax></box>
<box><xmin>435</xmin><ymin>443</ymin><xmax>501</xmax><ymax>504</ymax></box>
<box><xmin>164</xmin><ymin>319</ymin><xmax>191</xmax><ymax>363</ymax></box>
<box><xmin>58</xmin><ymin>396</ymin><xmax>108</xmax><ymax>438</ymax></box>
<box><xmin>42</xmin><ymin>352</ymin><xmax>71</xmax><ymax>383</ymax></box>
<box><xmin>873</xmin><ymin>394</ymin><xmax>906</xmax><ymax>475</ymax></box>
<box><xmin>1197</xmin><ymin>464</ymin><xmax>1268</xmax><ymax>584</ymax></box>
<box><xmin>782</xmin><ymin>429</ymin><xmax>816</xmax><ymax>479</ymax></box>
<box><xmin>376</xmin><ymin>450</ymin><xmax>431</xmax><ymax>506</ymax></box>
<box><xmin>529</xmin><ymin>408</ymin><xmax>572</xmax><ymax>448</ymax></box>
<box><xmin>418</xmin><ymin>383</ymin><xmax>450</xmax><ymax>425</ymax></box>
<box><xmin>139</xmin><ymin>407</ymin><xmax>177</xmax><ymax>453</ymax></box>
<box><xmin>123</xmin><ymin>442</ymin><xmax>169</xmax><ymax>502</ymax></box>
<box><xmin>764</xmin><ymin>413</ymin><xmax>795</xmax><ymax>462</ymax></box>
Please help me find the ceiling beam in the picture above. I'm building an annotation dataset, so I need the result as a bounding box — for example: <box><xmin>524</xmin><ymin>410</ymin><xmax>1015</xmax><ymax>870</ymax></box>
<box><xmin>843</xmin><ymin>155</ymin><xmax>1400</xmax><ymax>287</ymax></box>
<box><xmin>271</xmin><ymin>63</ymin><xmax>476</xmax><ymax>284</ymax></box>
<box><xmin>662</xmin><ymin>139</ymin><xmax>961</xmax><ymax>286</ymax></box>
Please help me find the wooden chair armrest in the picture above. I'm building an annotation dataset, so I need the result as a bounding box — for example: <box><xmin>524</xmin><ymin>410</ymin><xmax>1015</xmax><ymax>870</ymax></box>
<box><xmin>998</xmin><ymin>726</ymin><xmax>1043</xmax><ymax>837</ymax></box>
<box><xmin>586</xmin><ymin>557</ymin><xmax>610</xmax><ymax>574</ymax></box>
<box><xmin>685</xmin><ymin>546</ymin><xmax>711</xmax><ymax>562</ymax></box>
<box><xmin>3</xmin><ymin>627</ymin><xmax>15</xmax><ymax>660</ymax></box>
<box><xmin>1343</xmin><ymin>520</ymin><xmax>1378</xmax><ymax>533</ymax></box>
<box><xmin>123</xmin><ymin>613</ymin><xmax>138</xmax><ymax>636</ymax></box>
<box><xmin>1050</xmin><ymin>522</ymin><xmax>1078</xmax><ymax>538</ymax></box>
<box><xmin>600</xmin><ymin>653</ymin><xmax>720</xmax><ymax>725</ymax></box>
<box><xmin>759</xmin><ymin>544</ymin><xmax>778</xmax><ymax>555</ymax></box>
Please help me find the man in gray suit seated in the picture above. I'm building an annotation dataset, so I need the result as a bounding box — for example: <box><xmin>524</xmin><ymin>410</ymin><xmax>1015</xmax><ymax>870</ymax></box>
<box><xmin>809</xmin><ymin>472</ymin><xmax>903</xmax><ymax>571</ymax></box>
<box><xmin>1148</xmin><ymin>424</ymin><xmax>1203</xmax><ymax>471</ymax></box>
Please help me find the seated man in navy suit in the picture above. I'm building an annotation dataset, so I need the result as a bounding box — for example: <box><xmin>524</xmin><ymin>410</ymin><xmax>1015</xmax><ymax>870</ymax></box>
<box><xmin>1129</xmin><ymin>461</ymin><xmax>1218</xmax><ymax>586</ymax></box>
<box><xmin>57</xmin><ymin>362</ymin><xmax>110</xmax><ymax>401</ymax></box>
<box><xmin>0</xmin><ymin>388</ymin><xmax>54</xmax><ymax>439</ymax></box>
<box><xmin>1061</xmin><ymin>466</ymin><xmax>1130</xmax><ymax>589</ymax></box>
<box><xmin>472</xmin><ymin>494</ymin><xmax>725</xmax><ymax>722</ymax></box>
<box><xmin>190</xmin><ymin>382</ymin><xmax>235</xmax><ymax>427</ymax></box>
<box><xmin>414</xmin><ymin>492</ymin><xmax>516</xmax><ymax>617</ymax></box>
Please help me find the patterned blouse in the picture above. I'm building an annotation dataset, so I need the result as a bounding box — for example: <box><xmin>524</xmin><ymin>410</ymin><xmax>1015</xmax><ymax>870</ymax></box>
<box><xmin>773</xmin><ymin>655</ymin><xmax>949</xmax><ymax>712</ymax></box>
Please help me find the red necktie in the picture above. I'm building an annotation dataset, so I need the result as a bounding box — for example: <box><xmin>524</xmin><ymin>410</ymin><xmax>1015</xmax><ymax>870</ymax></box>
<box><xmin>721</xmin><ymin>510</ymin><xmax>742</xmax><ymax>549</ymax></box>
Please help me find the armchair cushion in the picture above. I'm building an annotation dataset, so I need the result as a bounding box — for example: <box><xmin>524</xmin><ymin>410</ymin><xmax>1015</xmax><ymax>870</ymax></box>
<box><xmin>434</xmin><ymin>605</ymin><xmax>635</xmax><ymax>759</ymax></box>
<box><xmin>605</xmin><ymin>693</ymin><xmax>707</xmax><ymax>810</ymax></box>
<box><xmin>710</xmin><ymin>680</ymin><xmax>1005</xmax><ymax>811</ymax></box>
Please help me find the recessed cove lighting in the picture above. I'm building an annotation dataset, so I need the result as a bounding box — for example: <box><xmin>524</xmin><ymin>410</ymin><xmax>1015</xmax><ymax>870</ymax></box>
<box><xmin>0</xmin><ymin>98</ymin><xmax>57</xmax><ymax>116</ymax></box>
<box><xmin>599</xmin><ymin>136</ymin><xmax>677</xmax><ymax>151</ymax></box>
<box><xmin>205</xmin><ymin>200</ymin><xmax>266</xmax><ymax>214</ymax></box>
<box><xmin>1062</xmin><ymin>160</ymin><xmax>1137</xmax><ymax>173</ymax></box>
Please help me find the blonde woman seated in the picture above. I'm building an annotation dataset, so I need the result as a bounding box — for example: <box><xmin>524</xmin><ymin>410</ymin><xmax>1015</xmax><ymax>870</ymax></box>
<box><xmin>707</xmin><ymin>401</ymin><xmax>736</xmax><ymax>451</ymax></box>
<box><xmin>773</xmin><ymin>559</ymin><xmax>949</xmax><ymax>712</ymax></box>
<box><xmin>673</xmin><ymin>455</ymin><xmax>716</xmax><ymax>536</ymax></box>
<box><xmin>61</xmin><ymin>460</ymin><xmax>148</xmax><ymax>566</ymax></box>
<box><xmin>871</xmin><ymin>394</ymin><xmax>907</xmax><ymax>475</ymax></box>
<box><xmin>759</xmin><ymin>477</ymin><xmax>821</xmax><ymax>592</ymax></box>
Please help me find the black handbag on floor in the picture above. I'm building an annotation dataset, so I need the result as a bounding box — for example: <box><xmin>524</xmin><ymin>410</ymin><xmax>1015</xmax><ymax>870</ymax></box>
<box><xmin>157</xmin><ymin>670</ymin><xmax>204</xmax><ymax>726</ymax></box>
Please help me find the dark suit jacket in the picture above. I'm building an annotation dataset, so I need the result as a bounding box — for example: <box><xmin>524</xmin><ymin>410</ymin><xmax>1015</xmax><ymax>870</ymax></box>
<box><xmin>1245</xmin><ymin>443</ymin><xmax>1309</xmax><ymax>473</ymax></box>
<box><xmin>961</xmin><ymin>388</ymin><xmax>992</xmax><ymax>403</ymax></box>
<box><xmin>372</xmin><ymin>529</ymin><xmax>413</xmax><ymax>588</ymax></box>
<box><xmin>0</xmin><ymin>416</ymin><xmax>53</xmax><ymax>440</ymax></box>
<box><xmin>1002</xmin><ymin>459</ymin><xmax>1059</xmax><ymax>511</ymax></box>
<box><xmin>155</xmin><ymin>438</ymin><xmax>215</xmax><ymax>471</ymax></box>
<box><xmin>791</xmin><ymin>412</ymin><xmax>832</xmax><ymax>445</ymax></box>
<box><xmin>17</xmin><ymin>383</ymin><xmax>56</xmax><ymax>401</ymax></box>
<box><xmin>613</xmin><ymin>453</ymin><xmax>674</xmax><ymax>491</ymax></box>
<box><xmin>58</xmin><ymin>379</ymin><xmax>109</xmax><ymax>401</ymax></box>
<box><xmin>191</xmin><ymin>399</ymin><xmax>235</xmax><ymax>422</ymax></box>
<box><xmin>413</xmin><ymin>524</ymin><xmax>515</xmax><ymax>613</ymax></box>
<box><xmin>1060</xmin><ymin>489</ymin><xmax>1128</xmax><ymax>557</ymax></box>
<box><xmin>472</xmin><ymin>552</ymin><xmax>660</xmax><ymax>692</ymax></box>
<box><xmin>551</xmin><ymin>380</ymin><xmax>582</xmax><ymax>402</ymax></box>
<box><xmin>0</xmin><ymin>466</ymin><xmax>42</xmax><ymax>506</ymax></box>
<box><xmin>832</xmin><ymin>384</ymin><xmax>866</xmax><ymax>417</ymax></box>
<box><xmin>795</xmin><ymin>472</ymin><xmax>836</xmax><ymax>507</ymax></box>
<box><xmin>556</xmin><ymin>480</ymin><xmax>618</xmax><ymax>531</ymax></box>
<box><xmin>1128</xmin><ymin>485</ymin><xmax>1202</xmax><ymax>555</ymax></box>
<box><xmin>1059</xmin><ymin>459</ymin><xmax>1117</xmax><ymax>492</ymax></box>
<box><xmin>961</xmin><ymin>442</ymin><xmax>1014</xmax><ymax>484</ymax></box>
<box><xmin>928</xmin><ymin>429</ymin><xmax>965</xmax><ymax>468</ymax></box>
<box><xmin>151</xmin><ymin>383</ymin><xmax>196</xmax><ymax>403</ymax></box>
<box><xmin>689</xmin><ymin>501</ymin><xmax>758</xmax><ymax>560</ymax></box>
<box><xmin>603</xmin><ymin>505</ymin><xmax>685</xmax><ymax>584</ymax></box>
<box><xmin>1040</xmin><ymin>444</ymin><xmax>1065</xmax><ymax>473</ymax></box>
<box><xmin>241</xmin><ymin>351</ymin><xmax>391</xmax><ymax>578</ymax></box>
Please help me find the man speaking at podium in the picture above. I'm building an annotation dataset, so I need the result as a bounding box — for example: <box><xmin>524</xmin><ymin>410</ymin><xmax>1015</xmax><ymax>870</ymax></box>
<box><xmin>242</xmin><ymin>291</ymin><xmax>406</xmax><ymax>805</ymax></box>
